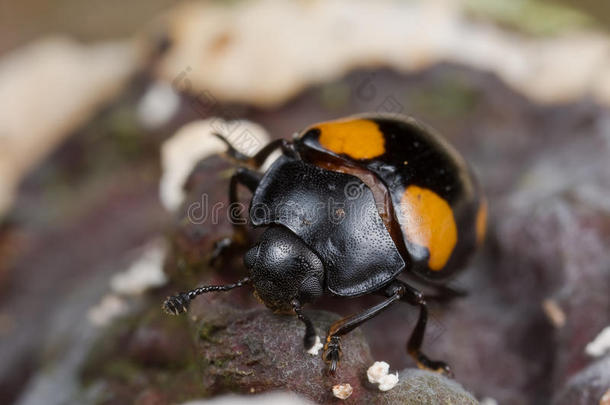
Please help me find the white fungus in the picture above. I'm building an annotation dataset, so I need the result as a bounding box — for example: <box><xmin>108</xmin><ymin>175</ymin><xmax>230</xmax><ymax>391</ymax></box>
<box><xmin>377</xmin><ymin>372</ymin><xmax>399</xmax><ymax>391</ymax></box>
<box><xmin>332</xmin><ymin>383</ymin><xmax>353</xmax><ymax>400</ymax></box>
<box><xmin>306</xmin><ymin>335</ymin><xmax>323</xmax><ymax>355</ymax></box>
<box><xmin>600</xmin><ymin>389</ymin><xmax>610</xmax><ymax>405</ymax></box>
<box><xmin>87</xmin><ymin>294</ymin><xmax>128</xmax><ymax>326</ymax></box>
<box><xmin>480</xmin><ymin>397</ymin><xmax>499</xmax><ymax>405</ymax></box>
<box><xmin>585</xmin><ymin>326</ymin><xmax>610</xmax><ymax>357</ymax></box>
<box><xmin>367</xmin><ymin>361</ymin><xmax>390</xmax><ymax>384</ymax></box>
<box><xmin>110</xmin><ymin>241</ymin><xmax>168</xmax><ymax>295</ymax></box>
<box><xmin>367</xmin><ymin>361</ymin><xmax>399</xmax><ymax>391</ymax></box>
<box><xmin>137</xmin><ymin>81</ymin><xmax>180</xmax><ymax>129</ymax></box>
<box><xmin>159</xmin><ymin>119</ymin><xmax>271</xmax><ymax>211</ymax></box>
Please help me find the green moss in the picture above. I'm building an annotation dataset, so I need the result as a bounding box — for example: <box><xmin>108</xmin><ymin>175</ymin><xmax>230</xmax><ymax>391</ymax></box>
<box><xmin>196</xmin><ymin>321</ymin><xmax>222</xmax><ymax>343</ymax></box>
<box><xmin>465</xmin><ymin>0</ymin><xmax>594</xmax><ymax>36</ymax></box>
<box><xmin>81</xmin><ymin>312</ymin><xmax>141</xmax><ymax>384</ymax></box>
<box><xmin>79</xmin><ymin>302</ymin><xmax>212</xmax><ymax>403</ymax></box>
<box><xmin>101</xmin><ymin>359</ymin><xmax>142</xmax><ymax>383</ymax></box>
<box><xmin>318</xmin><ymin>82</ymin><xmax>351</xmax><ymax>111</ymax></box>
<box><xmin>411</xmin><ymin>74</ymin><xmax>481</xmax><ymax>120</ymax></box>
<box><xmin>80</xmin><ymin>304</ymin><xmax>192</xmax><ymax>382</ymax></box>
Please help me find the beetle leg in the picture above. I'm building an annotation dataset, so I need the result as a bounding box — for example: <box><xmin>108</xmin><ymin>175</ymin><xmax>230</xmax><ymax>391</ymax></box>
<box><xmin>322</xmin><ymin>283</ymin><xmax>406</xmax><ymax>375</ymax></box>
<box><xmin>396</xmin><ymin>280</ymin><xmax>453</xmax><ymax>377</ymax></box>
<box><xmin>424</xmin><ymin>284</ymin><xmax>467</xmax><ymax>304</ymax></box>
<box><xmin>403</xmin><ymin>274</ymin><xmax>468</xmax><ymax>303</ymax></box>
<box><xmin>210</xmin><ymin>167</ymin><xmax>261</xmax><ymax>266</ymax></box>
<box><xmin>163</xmin><ymin>277</ymin><xmax>251</xmax><ymax>315</ymax></box>
<box><xmin>292</xmin><ymin>299</ymin><xmax>317</xmax><ymax>350</ymax></box>
<box><xmin>214</xmin><ymin>134</ymin><xmax>295</xmax><ymax>168</ymax></box>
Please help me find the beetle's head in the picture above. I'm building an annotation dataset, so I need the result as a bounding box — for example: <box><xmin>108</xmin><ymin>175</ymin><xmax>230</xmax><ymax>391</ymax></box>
<box><xmin>244</xmin><ymin>226</ymin><xmax>324</xmax><ymax>312</ymax></box>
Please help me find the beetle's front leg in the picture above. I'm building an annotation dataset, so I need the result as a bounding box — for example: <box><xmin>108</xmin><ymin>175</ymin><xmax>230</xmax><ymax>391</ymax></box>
<box><xmin>209</xmin><ymin>167</ymin><xmax>261</xmax><ymax>265</ymax></box>
<box><xmin>322</xmin><ymin>283</ymin><xmax>405</xmax><ymax>375</ymax></box>
<box><xmin>323</xmin><ymin>335</ymin><xmax>342</xmax><ymax>374</ymax></box>
<box><xmin>292</xmin><ymin>299</ymin><xmax>317</xmax><ymax>350</ymax></box>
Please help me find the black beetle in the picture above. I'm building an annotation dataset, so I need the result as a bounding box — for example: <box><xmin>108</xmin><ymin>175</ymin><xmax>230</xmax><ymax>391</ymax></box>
<box><xmin>163</xmin><ymin>114</ymin><xmax>486</xmax><ymax>376</ymax></box>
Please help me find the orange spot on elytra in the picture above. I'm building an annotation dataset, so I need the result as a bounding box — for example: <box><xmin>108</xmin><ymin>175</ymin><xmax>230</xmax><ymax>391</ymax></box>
<box><xmin>317</xmin><ymin>119</ymin><xmax>385</xmax><ymax>160</ymax></box>
<box><xmin>400</xmin><ymin>186</ymin><xmax>457</xmax><ymax>271</ymax></box>
<box><xmin>475</xmin><ymin>199</ymin><xmax>488</xmax><ymax>245</ymax></box>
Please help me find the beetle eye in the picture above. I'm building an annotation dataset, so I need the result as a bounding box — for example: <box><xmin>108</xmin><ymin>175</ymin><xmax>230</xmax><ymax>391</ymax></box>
<box><xmin>244</xmin><ymin>245</ymin><xmax>259</xmax><ymax>270</ymax></box>
<box><xmin>299</xmin><ymin>276</ymin><xmax>323</xmax><ymax>302</ymax></box>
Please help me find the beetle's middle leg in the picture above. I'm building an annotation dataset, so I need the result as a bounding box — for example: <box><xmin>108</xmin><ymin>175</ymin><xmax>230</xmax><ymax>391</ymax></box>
<box><xmin>322</xmin><ymin>282</ymin><xmax>406</xmax><ymax>375</ymax></box>
<box><xmin>210</xmin><ymin>167</ymin><xmax>261</xmax><ymax>265</ymax></box>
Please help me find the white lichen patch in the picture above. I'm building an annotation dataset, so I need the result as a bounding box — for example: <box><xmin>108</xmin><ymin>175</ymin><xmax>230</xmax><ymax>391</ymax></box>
<box><xmin>600</xmin><ymin>389</ymin><xmax>610</xmax><ymax>405</ymax></box>
<box><xmin>585</xmin><ymin>326</ymin><xmax>610</xmax><ymax>357</ymax></box>
<box><xmin>367</xmin><ymin>361</ymin><xmax>390</xmax><ymax>384</ymax></box>
<box><xmin>158</xmin><ymin>0</ymin><xmax>610</xmax><ymax>109</ymax></box>
<box><xmin>377</xmin><ymin>372</ymin><xmax>399</xmax><ymax>391</ymax></box>
<box><xmin>110</xmin><ymin>241</ymin><xmax>167</xmax><ymax>295</ymax></box>
<box><xmin>306</xmin><ymin>335</ymin><xmax>323</xmax><ymax>355</ymax></box>
<box><xmin>0</xmin><ymin>36</ymin><xmax>137</xmax><ymax>217</ymax></box>
<box><xmin>137</xmin><ymin>81</ymin><xmax>180</xmax><ymax>129</ymax></box>
<box><xmin>87</xmin><ymin>294</ymin><xmax>128</xmax><ymax>326</ymax></box>
<box><xmin>332</xmin><ymin>383</ymin><xmax>353</xmax><ymax>400</ymax></box>
<box><xmin>159</xmin><ymin>118</ymin><xmax>271</xmax><ymax>211</ymax></box>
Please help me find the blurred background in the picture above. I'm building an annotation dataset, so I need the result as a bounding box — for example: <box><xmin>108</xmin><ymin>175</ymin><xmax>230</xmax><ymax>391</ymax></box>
<box><xmin>1</xmin><ymin>1</ymin><xmax>610</xmax><ymax>404</ymax></box>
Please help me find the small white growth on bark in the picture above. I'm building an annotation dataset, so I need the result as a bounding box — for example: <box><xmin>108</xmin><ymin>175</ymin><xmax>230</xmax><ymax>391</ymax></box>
<box><xmin>137</xmin><ymin>81</ymin><xmax>180</xmax><ymax>129</ymax></box>
<box><xmin>110</xmin><ymin>241</ymin><xmax>167</xmax><ymax>295</ymax></box>
<box><xmin>332</xmin><ymin>383</ymin><xmax>353</xmax><ymax>400</ymax></box>
<box><xmin>585</xmin><ymin>326</ymin><xmax>610</xmax><ymax>357</ymax></box>
<box><xmin>87</xmin><ymin>294</ymin><xmax>128</xmax><ymax>326</ymax></box>
<box><xmin>159</xmin><ymin>119</ymin><xmax>271</xmax><ymax>211</ymax></box>
<box><xmin>367</xmin><ymin>361</ymin><xmax>399</xmax><ymax>391</ymax></box>
<box><xmin>377</xmin><ymin>372</ymin><xmax>399</xmax><ymax>391</ymax></box>
<box><xmin>306</xmin><ymin>335</ymin><xmax>323</xmax><ymax>355</ymax></box>
<box><xmin>367</xmin><ymin>361</ymin><xmax>390</xmax><ymax>383</ymax></box>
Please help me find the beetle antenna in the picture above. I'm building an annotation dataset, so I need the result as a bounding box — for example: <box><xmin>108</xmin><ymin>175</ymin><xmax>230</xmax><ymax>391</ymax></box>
<box><xmin>163</xmin><ymin>277</ymin><xmax>251</xmax><ymax>315</ymax></box>
<box><xmin>292</xmin><ymin>299</ymin><xmax>317</xmax><ymax>350</ymax></box>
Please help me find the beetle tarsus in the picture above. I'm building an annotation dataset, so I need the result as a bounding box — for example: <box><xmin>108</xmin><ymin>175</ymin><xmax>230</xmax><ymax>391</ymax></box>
<box><xmin>414</xmin><ymin>353</ymin><xmax>453</xmax><ymax>378</ymax></box>
<box><xmin>323</xmin><ymin>336</ymin><xmax>342</xmax><ymax>376</ymax></box>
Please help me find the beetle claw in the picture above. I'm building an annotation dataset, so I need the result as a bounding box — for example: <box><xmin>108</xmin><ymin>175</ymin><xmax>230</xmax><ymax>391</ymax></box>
<box><xmin>323</xmin><ymin>336</ymin><xmax>342</xmax><ymax>375</ymax></box>
<box><xmin>415</xmin><ymin>355</ymin><xmax>454</xmax><ymax>378</ymax></box>
<box><xmin>440</xmin><ymin>363</ymin><xmax>454</xmax><ymax>379</ymax></box>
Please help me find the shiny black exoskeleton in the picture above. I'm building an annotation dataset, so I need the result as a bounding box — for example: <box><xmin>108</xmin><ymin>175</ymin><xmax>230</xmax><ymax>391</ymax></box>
<box><xmin>163</xmin><ymin>114</ymin><xmax>486</xmax><ymax>376</ymax></box>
